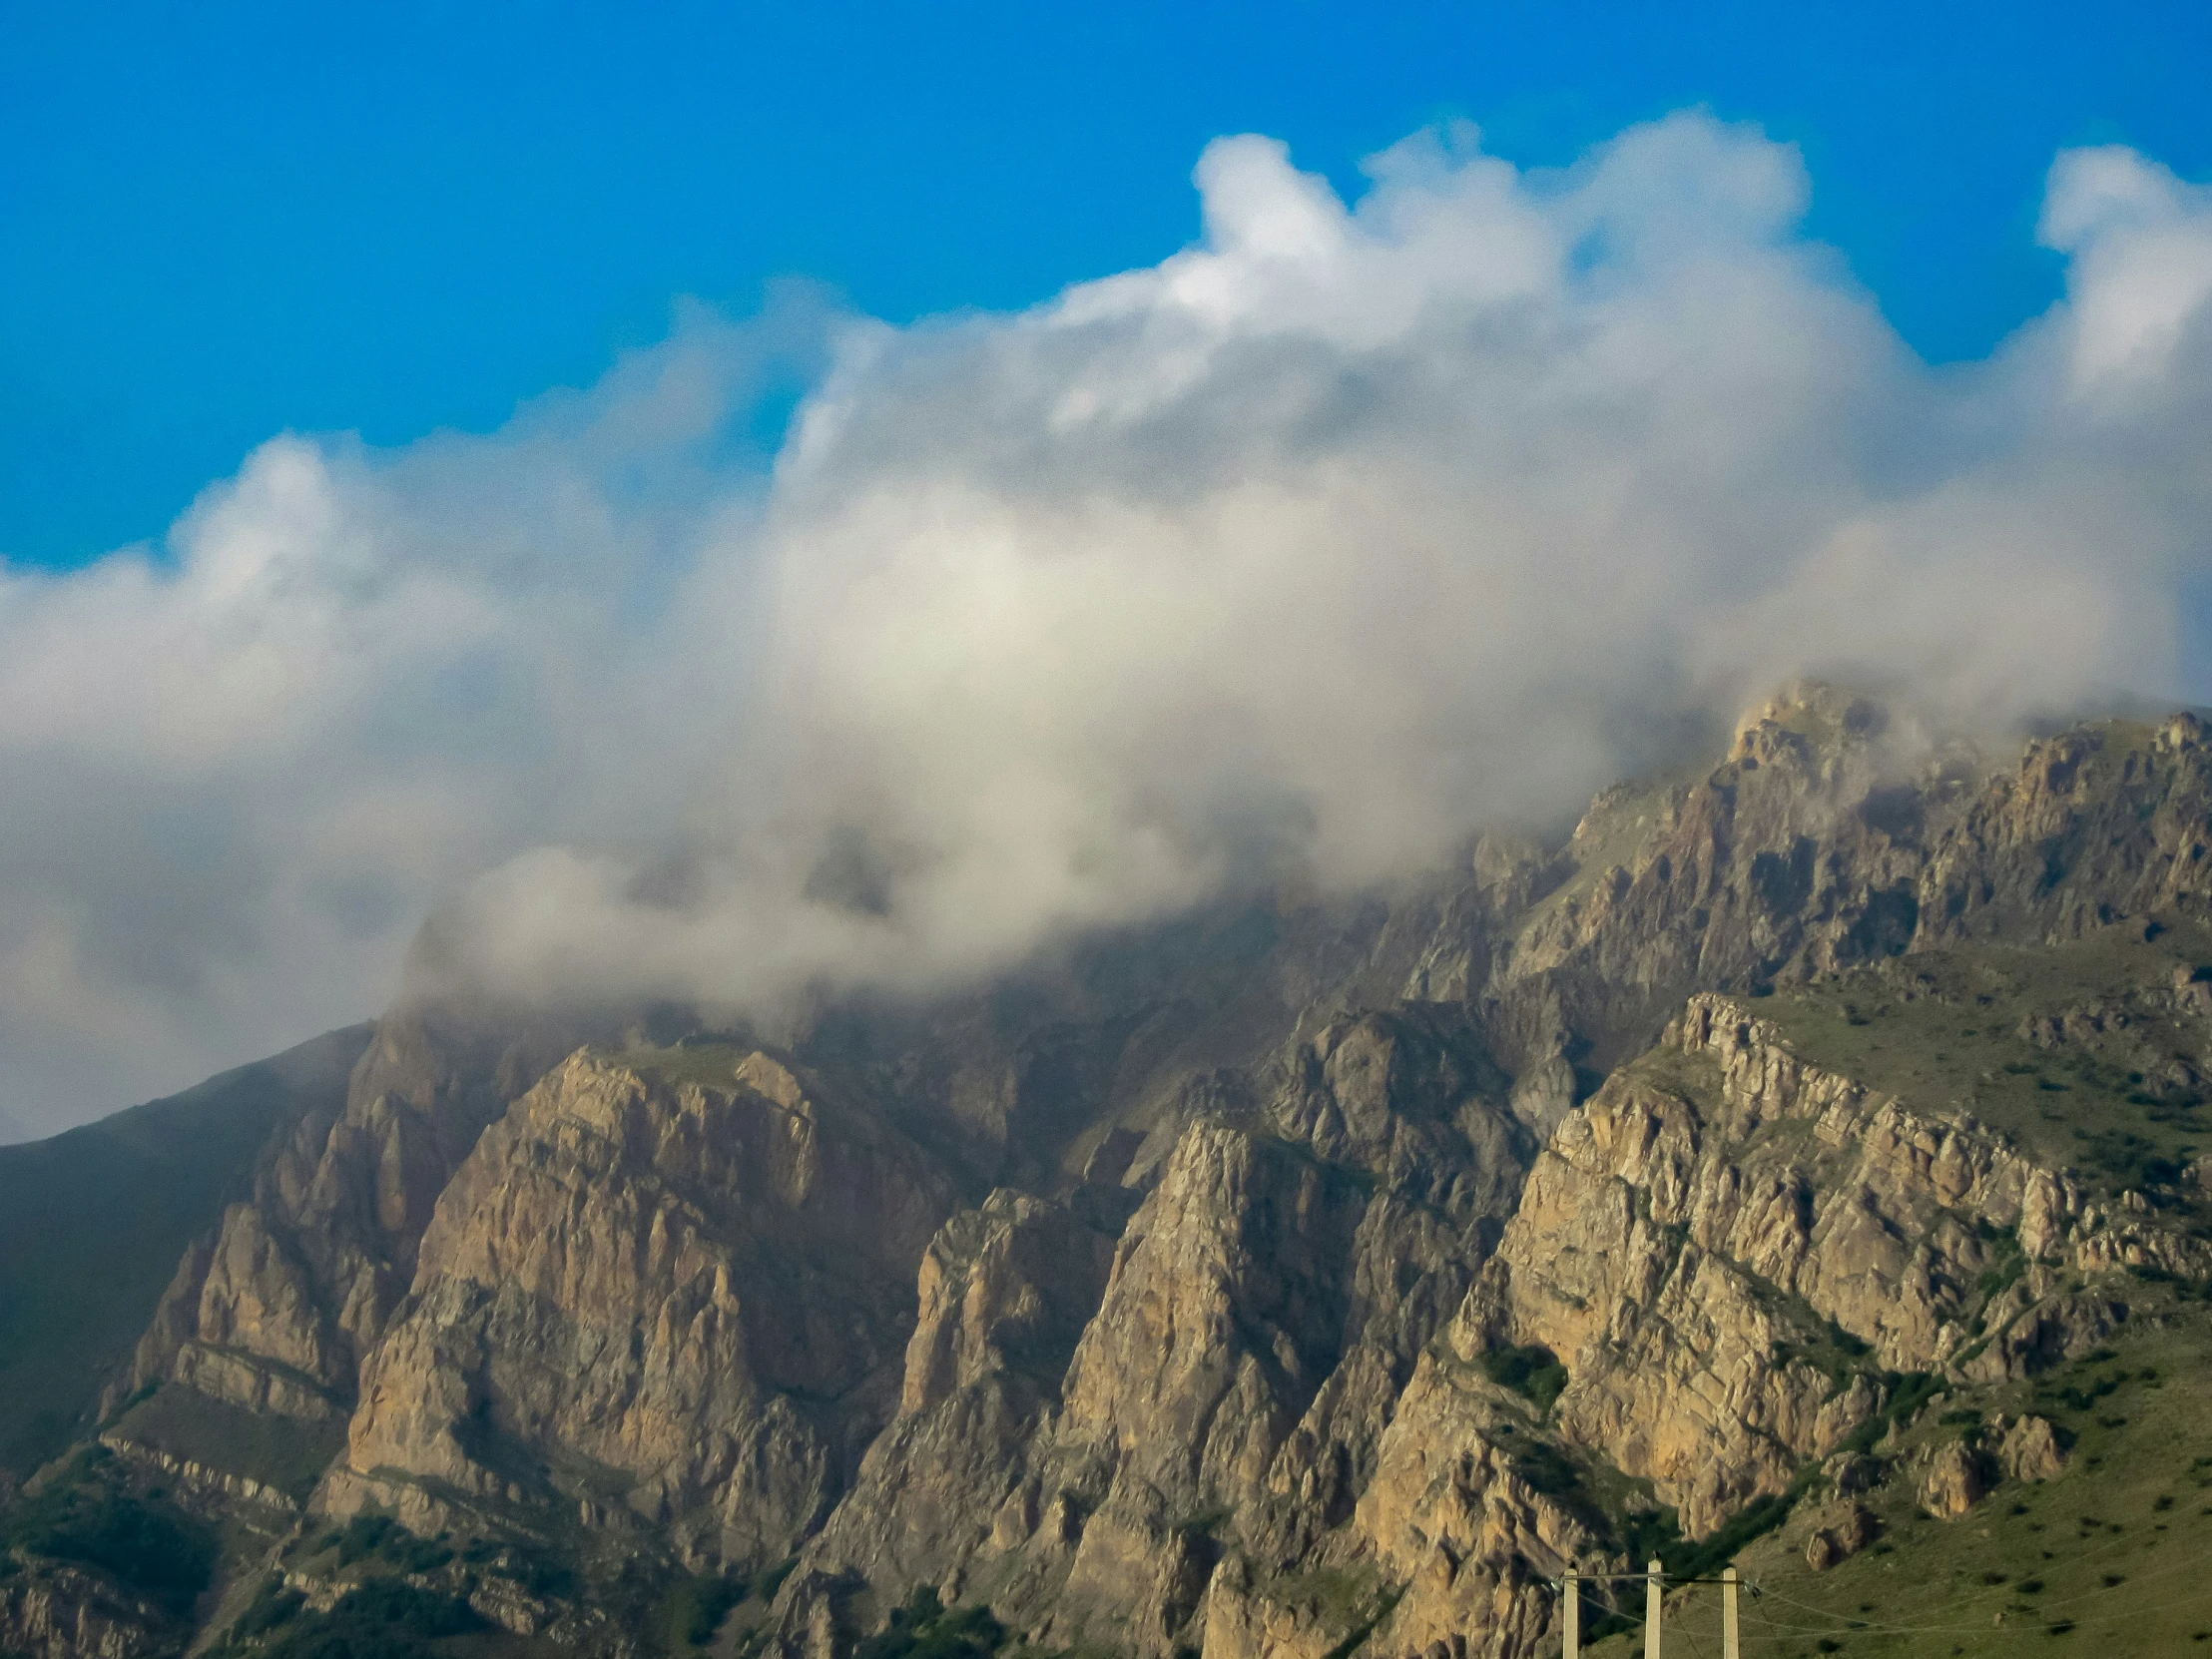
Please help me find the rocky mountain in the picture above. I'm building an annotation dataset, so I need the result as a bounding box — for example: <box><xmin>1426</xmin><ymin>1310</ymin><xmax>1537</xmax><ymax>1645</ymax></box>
<box><xmin>5</xmin><ymin>684</ymin><xmax>2212</xmax><ymax>1659</ymax></box>
<box><xmin>0</xmin><ymin>1027</ymin><xmax>368</xmax><ymax>1475</ymax></box>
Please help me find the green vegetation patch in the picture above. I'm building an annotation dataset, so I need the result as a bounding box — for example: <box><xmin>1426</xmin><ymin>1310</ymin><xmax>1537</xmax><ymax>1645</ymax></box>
<box><xmin>1</xmin><ymin>1444</ymin><xmax>216</xmax><ymax>1617</ymax></box>
<box><xmin>1316</xmin><ymin>1585</ymin><xmax>1403</xmax><ymax>1659</ymax></box>
<box><xmin>606</xmin><ymin>1041</ymin><xmax>753</xmax><ymax>1091</ymax></box>
<box><xmin>486</xmin><ymin>1538</ymin><xmax>578</xmax><ymax>1602</ymax></box>
<box><xmin>1831</xmin><ymin>1373</ymin><xmax>1944</xmax><ymax>1460</ymax></box>
<box><xmin>1479</xmin><ymin>1345</ymin><xmax>1569</xmax><ymax>1414</ymax></box>
<box><xmin>228</xmin><ymin>1579</ymin><xmax>482</xmax><ymax>1659</ymax></box>
<box><xmin>1750</xmin><ymin>915</ymin><xmax>2212</xmax><ymax>1208</ymax></box>
<box><xmin>1257</xmin><ymin>1565</ymin><xmax>1390</xmax><ymax>1636</ymax></box>
<box><xmin>305</xmin><ymin>1514</ymin><xmax>456</xmax><ymax>1575</ymax></box>
<box><xmin>1622</xmin><ymin>1045</ymin><xmax>1730</xmax><ymax>1117</ymax></box>
<box><xmin>664</xmin><ymin>1570</ymin><xmax>751</xmax><ymax>1649</ymax></box>
<box><xmin>753</xmin><ymin>1557</ymin><xmax>798</xmax><ymax>1603</ymax></box>
<box><xmin>228</xmin><ymin>1579</ymin><xmax>308</xmax><ymax>1644</ymax></box>
<box><xmin>854</xmin><ymin>1588</ymin><xmax>1006</xmax><ymax>1659</ymax></box>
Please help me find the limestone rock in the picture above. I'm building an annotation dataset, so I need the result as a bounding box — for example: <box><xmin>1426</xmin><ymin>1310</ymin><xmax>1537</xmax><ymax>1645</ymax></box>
<box><xmin>1920</xmin><ymin>1440</ymin><xmax>1993</xmax><ymax>1520</ymax></box>
<box><xmin>787</xmin><ymin>1190</ymin><xmax>1115</xmax><ymax>1598</ymax></box>
<box><xmin>0</xmin><ymin>1561</ymin><xmax>171</xmax><ymax>1659</ymax></box>
<box><xmin>333</xmin><ymin>1044</ymin><xmax>954</xmax><ymax>1569</ymax></box>
<box><xmin>1804</xmin><ymin>1501</ymin><xmax>1880</xmax><ymax>1569</ymax></box>
<box><xmin>1822</xmin><ymin>1452</ymin><xmax>1882</xmax><ymax>1496</ymax></box>
<box><xmin>1349</xmin><ymin>1348</ymin><xmax>1592</xmax><ymax>1658</ymax></box>
<box><xmin>1920</xmin><ymin>721</ymin><xmax>2212</xmax><ymax>943</ymax></box>
<box><xmin>1461</xmin><ymin>982</ymin><xmax>2193</xmax><ymax>1541</ymax></box>
<box><xmin>133</xmin><ymin>998</ymin><xmax>611</xmax><ymax>1415</ymax></box>
<box><xmin>1958</xmin><ymin>1292</ymin><xmax>2127</xmax><ymax>1382</ymax></box>
<box><xmin>1997</xmin><ymin>1414</ymin><xmax>2068</xmax><ymax>1482</ymax></box>
<box><xmin>1036</xmin><ymin>1122</ymin><xmax>1375</xmax><ymax>1654</ymax></box>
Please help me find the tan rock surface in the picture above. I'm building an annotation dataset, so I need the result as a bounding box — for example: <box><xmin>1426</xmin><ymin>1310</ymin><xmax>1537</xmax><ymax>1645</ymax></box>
<box><xmin>1998</xmin><ymin>1414</ymin><xmax>2068</xmax><ymax>1482</ymax></box>
<box><xmin>132</xmin><ymin>999</ymin><xmax>610</xmax><ymax>1417</ymax></box>
<box><xmin>0</xmin><ymin>1562</ymin><xmax>173</xmax><ymax>1659</ymax></box>
<box><xmin>1920</xmin><ymin>1440</ymin><xmax>1993</xmax><ymax>1520</ymax></box>
<box><xmin>1803</xmin><ymin>1501</ymin><xmax>1879</xmax><ymax>1569</ymax></box>
<box><xmin>335</xmin><ymin>1045</ymin><xmax>954</xmax><ymax>1568</ymax></box>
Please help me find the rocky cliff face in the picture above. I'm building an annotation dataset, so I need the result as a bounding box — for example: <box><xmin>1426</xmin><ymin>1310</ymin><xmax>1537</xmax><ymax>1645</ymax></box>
<box><xmin>128</xmin><ymin>1001</ymin><xmax>614</xmax><ymax>1424</ymax></box>
<box><xmin>1465</xmin><ymin>990</ymin><xmax>2170</xmax><ymax>1540</ymax></box>
<box><xmin>14</xmin><ymin>687</ymin><xmax>2212</xmax><ymax>1659</ymax></box>
<box><xmin>0</xmin><ymin>1559</ymin><xmax>173</xmax><ymax>1659</ymax></box>
<box><xmin>330</xmin><ymin>1044</ymin><xmax>954</xmax><ymax>1569</ymax></box>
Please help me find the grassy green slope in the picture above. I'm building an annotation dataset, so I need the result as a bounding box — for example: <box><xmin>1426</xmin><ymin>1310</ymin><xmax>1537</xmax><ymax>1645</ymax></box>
<box><xmin>105</xmin><ymin>1381</ymin><xmax>347</xmax><ymax>1502</ymax></box>
<box><xmin>1751</xmin><ymin>915</ymin><xmax>2212</xmax><ymax>1208</ymax></box>
<box><xmin>0</xmin><ymin>1024</ymin><xmax>369</xmax><ymax>1475</ymax></box>
<box><xmin>1587</xmin><ymin>1304</ymin><xmax>2212</xmax><ymax>1657</ymax></box>
<box><xmin>1571</xmin><ymin>911</ymin><xmax>2212</xmax><ymax>1656</ymax></box>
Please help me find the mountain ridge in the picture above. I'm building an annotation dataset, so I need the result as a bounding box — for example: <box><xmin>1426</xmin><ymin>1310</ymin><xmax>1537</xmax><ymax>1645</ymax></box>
<box><xmin>0</xmin><ymin>1024</ymin><xmax>369</xmax><ymax>1477</ymax></box>
<box><xmin>5</xmin><ymin>685</ymin><xmax>2211</xmax><ymax>1659</ymax></box>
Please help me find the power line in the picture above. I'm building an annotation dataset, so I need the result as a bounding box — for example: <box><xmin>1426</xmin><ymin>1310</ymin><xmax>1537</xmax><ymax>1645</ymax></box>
<box><xmin>1754</xmin><ymin>1541</ymin><xmax>2205</xmax><ymax>1627</ymax></box>
<box><xmin>1549</xmin><ymin>1527</ymin><xmax>2212</xmax><ymax>1653</ymax></box>
<box><xmin>1746</xmin><ymin>1574</ymin><xmax>2212</xmax><ymax>1640</ymax></box>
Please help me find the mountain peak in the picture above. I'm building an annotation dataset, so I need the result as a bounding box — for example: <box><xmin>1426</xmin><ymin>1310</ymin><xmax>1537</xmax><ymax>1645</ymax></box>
<box><xmin>8</xmin><ymin>711</ymin><xmax>2212</xmax><ymax>1659</ymax></box>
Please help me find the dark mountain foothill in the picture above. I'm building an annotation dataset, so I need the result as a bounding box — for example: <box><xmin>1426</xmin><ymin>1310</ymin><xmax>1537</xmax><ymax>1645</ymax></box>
<box><xmin>6</xmin><ymin>684</ymin><xmax>2212</xmax><ymax>1659</ymax></box>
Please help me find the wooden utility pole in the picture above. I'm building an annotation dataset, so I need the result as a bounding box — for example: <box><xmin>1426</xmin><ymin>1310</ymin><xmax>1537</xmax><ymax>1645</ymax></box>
<box><xmin>1645</xmin><ymin>1559</ymin><xmax>1662</xmax><ymax>1659</ymax></box>
<box><xmin>1722</xmin><ymin>1566</ymin><xmax>1738</xmax><ymax>1659</ymax></box>
<box><xmin>1562</xmin><ymin>1567</ymin><xmax>1579</xmax><ymax>1658</ymax></box>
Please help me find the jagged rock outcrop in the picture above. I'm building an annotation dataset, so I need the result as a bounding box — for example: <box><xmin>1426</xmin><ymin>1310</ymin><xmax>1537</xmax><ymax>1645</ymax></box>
<box><xmin>131</xmin><ymin>999</ymin><xmax>612</xmax><ymax>1419</ymax></box>
<box><xmin>1996</xmin><ymin>1413</ymin><xmax>2068</xmax><ymax>1482</ymax></box>
<box><xmin>1032</xmin><ymin>1122</ymin><xmax>1374</xmax><ymax>1653</ymax></box>
<box><xmin>1343</xmin><ymin>1335</ymin><xmax>1591</xmax><ymax>1659</ymax></box>
<box><xmin>1442</xmin><ymin>685</ymin><xmax>1964</xmax><ymax>1076</ymax></box>
<box><xmin>1802</xmin><ymin>1501</ymin><xmax>1879</xmax><ymax>1569</ymax></box>
<box><xmin>1460</xmin><ymin>691</ymin><xmax>2212</xmax><ymax>1089</ymax></box>
<box><xmin>1920</xmin><ymin>711</ymin><xmax>2211</xmax><ymax>943</ymax></box>
<box><xmin>1919</xmin><ymin>1439</ymin><xmax>1994</xmax><ymax>1520</ymax></box>
<box><xmin>0</xmin><ymin>1562</ymin><xmax>174</xmax><ymax>1659</ymax></box>
<box><xmin>98</xmin><ymin>1434</ymin><xmax>299</xmax><ymax>1513</ymax></box>
<box><xmin>762</xmin><ymin>1004</ymin><xmax>1536</xmax><ymax>1659</ymax></box>
<box><xmin>1461</xmin><ymin>986</ymin><xmax>2200</xmax><ymax>1537</ymax></box>
<box><xmin>775</xmin><ymin>1189</ymin><xmax>1118</xmax><ymax>1623</ymax></box>
<box><xmin>1466</xmin><ymin>1020</ymin><xmax>1903</xmax><ymax>1534</ymax></box>
<box><xmin>328</xmin><ymin>1045</ymin><xmax>954</xmax><ymax>1566</ymax></box>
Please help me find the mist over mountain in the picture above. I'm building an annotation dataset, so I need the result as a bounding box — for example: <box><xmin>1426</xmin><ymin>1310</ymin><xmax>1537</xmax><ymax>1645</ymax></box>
<box><xmin>5</xmin><ymin>111</ymin><xmax>2212</xmax><ymax>1138</ymax></box>
<box><xmin>10</xmin><ymin>27</ymin><xmax>2212</xmax><ymax>1659</ymax></box>
<box><xmin>6</xmin><ymin>679</ymin><xmax>2212</xmax><ymax>1659</ymax></box>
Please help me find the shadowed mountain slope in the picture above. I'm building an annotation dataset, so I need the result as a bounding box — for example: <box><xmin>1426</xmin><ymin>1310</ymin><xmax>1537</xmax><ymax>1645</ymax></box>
<box><xmin>0</xmin><ymin>1025</ymin><xmax>369</xmax><ymax>1475</ymax></box>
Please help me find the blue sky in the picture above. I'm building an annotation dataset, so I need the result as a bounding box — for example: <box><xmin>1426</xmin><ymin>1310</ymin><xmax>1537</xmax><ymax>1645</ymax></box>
<box><xmin>7</xmin><ymin>0</ymin><xmax>2212</xmax><ymax>1134</ymax></box>
<box><xmin>6</xmin><ymin>0</ymin><xmax>2210</xmax><ymax>567</ymax></box>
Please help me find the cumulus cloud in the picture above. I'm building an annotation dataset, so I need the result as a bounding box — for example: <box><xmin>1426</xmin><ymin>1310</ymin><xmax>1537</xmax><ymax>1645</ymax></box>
<box><xmin>2043</xmin><ymin>145</ymin><xmax>2212</xmax><ymax>389</ymax></box>
<box><xmin>4</xmin><ymin>112</ymin><xmax>2211</xmax><ymax>1135</ymax></box>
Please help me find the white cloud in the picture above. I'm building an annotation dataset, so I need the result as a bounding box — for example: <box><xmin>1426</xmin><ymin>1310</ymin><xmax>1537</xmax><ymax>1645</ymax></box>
<box><xmin>4</xmin><ymin>113</ymin><xmax>2211</xmax><ymax>1135</ymax></box>
<box><xmin>2042</xmin><ymin>145</ymin><xmax>2212</xmax><ymax>389</ymax></box>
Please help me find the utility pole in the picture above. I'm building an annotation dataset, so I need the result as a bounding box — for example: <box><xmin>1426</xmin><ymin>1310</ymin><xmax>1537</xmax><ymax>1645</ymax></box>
<box><xmin>1555</xmin><ymin>1562</ymin><xmax>1745</xmax><ymax>1656</ymax></box>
